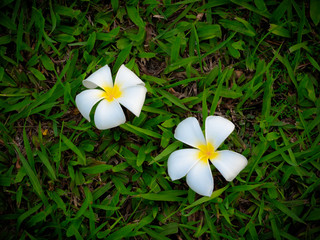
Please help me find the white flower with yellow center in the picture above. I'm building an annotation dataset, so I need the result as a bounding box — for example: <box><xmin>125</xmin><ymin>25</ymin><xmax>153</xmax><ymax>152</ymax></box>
<box><xmin>75</xmin><ymin>64</ymin><xmax>147</xmax><ymax>130</ymax></box>
<box><xmin>168</xmin><ymin>116</ymin><xmax>248</xmax><ymax>196</ymax></box>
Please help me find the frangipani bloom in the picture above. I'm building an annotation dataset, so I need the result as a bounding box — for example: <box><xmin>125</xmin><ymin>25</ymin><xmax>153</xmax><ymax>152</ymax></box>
<box><xmin>168</xmin><ymin>116</ymin><xmax>248</xmax><ymax>196</ymax></box>
<box><xmin>76</xmin><ymin>64</ymin><xmax>147</xmax><ymax>130</ymax></box>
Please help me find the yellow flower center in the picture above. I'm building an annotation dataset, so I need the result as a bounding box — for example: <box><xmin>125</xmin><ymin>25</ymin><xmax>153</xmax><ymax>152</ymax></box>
<box><xmin>101</xmin><ymin>84</ymin><xmax>122</xmax><ymax>101</ymax></box>
<box><xmin>197</xmin><ymin>142</ymin><xmax>218</xmax><ymax>163</ymax></box>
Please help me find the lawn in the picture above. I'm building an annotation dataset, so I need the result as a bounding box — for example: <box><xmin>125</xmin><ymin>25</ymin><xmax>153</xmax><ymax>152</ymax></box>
<box><xmin>0</xmin><ymin>0</ymin><xmax>319</xmax><ymax>239</ymax></box>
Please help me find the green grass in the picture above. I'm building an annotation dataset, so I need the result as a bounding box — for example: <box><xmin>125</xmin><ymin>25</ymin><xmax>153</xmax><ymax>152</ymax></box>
<box><xmin>0</xmin><ymin>0</ymin><xmax>320</xmax><ymax>239</ymax></box>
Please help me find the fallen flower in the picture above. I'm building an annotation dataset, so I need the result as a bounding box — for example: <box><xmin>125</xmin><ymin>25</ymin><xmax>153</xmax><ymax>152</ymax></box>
<box><xmin>167</xmin><ymin>116</ymin><xmax>248</xmax><ymax>196</ymax></box>
<box><xmin>75</xmin><ymin>64</ymin><xmax>147</xmax><ymax>130</ymax></box>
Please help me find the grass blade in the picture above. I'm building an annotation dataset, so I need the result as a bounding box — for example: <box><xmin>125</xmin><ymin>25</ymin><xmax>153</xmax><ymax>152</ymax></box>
<box><xmin>61</xmin><ymin>134</ymin><xmax>86</xmax><ymax>165</ymax></box>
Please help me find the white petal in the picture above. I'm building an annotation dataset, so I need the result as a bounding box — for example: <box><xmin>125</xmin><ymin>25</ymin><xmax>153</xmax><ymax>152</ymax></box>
<box><xmin>211</xmin><ymin>150</ymin><xmax>248</xmax><ymax>181</ymax></box>
<box><xmin>168</xmin><ymin>149</ymin><xmax>200</xmax><ymax>181</ymax></box>
<box><xmin>115</xmin><ymin>64</ymin><xmax>145</xmax><ymax>89</ymax></box>
<box><xmin>174</xmin><ymin>117</ymin><xmax>206</xmax><ymax>148</ymax></box>
<box><xmin>94</xmin><ymin>100</ymin><xmax>126</xmax><ymax>130</ymax></box>
<box><xmin>75</xmin><ymin>89</ymin><xmax>104</xmax><ymax>121</ymax></box>
<box><xmin>186</xmin><ymin>161</ymin><xmax>213</xmax><ymax>196</ymax></box>
<box><xmin>205</xmin><ymin>116</ymin><xmax>235</xmax><ymax>150</ymax></box>
<box><xmin>83</xmin><ymin>65</ymin><xmax>113</xmax><ymax>89</ymax></box>
<box><xmin>117</xmin><ymin>85</ymin><xmax>147</xmax><ymax>117</ymax></box>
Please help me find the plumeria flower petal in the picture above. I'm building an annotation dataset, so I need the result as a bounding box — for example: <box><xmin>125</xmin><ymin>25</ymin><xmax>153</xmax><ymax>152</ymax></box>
<box><xmin>168</xmin><ymin>116</ymin><xmax>248</xmax><ymax>197</ymax></box>
<box><xmin>174</xmin><ymin>117</ymin><xmax>206</xmax><ymax>148</ymax></box>
<box><xmin>115</xmin><ymin>64</ymin><xmax>145</xmax><ymax>89</ymax></box>
<box><xmin>205</xmin><ymin>116</ymin><xmax>235</xmax><ymax>150</ymax></box>
<box><xmin>117</xmin><ymin>85</ymin><xmax>147</xmax><ymax>117</ymax></box>
<box><xmin>168</xmin><ymin>149</ymin><xmax>200</xmax><ymax>181</ymax></box>
<box><xmin>94</xmin><ymin>99</ymin><xmax>126</xmax><ymax>130</ymax></box>
<box><xmin>75</xmin><ymin>64</ymin><xmax>147</xmax><ymax>130</ymax></box>
<box><xmin>186</xmin><ymin>160</ymin><xmax>214</xmax><ymax>197</ymax></box>
<box><xmin>75</xmin><ymin>89</ymin><xmax>104</xmax><ymax>121</ymax></box>
<box><xmin>211</xmin><ymin>150</ymin><xmax>248</xmax><ymax>182</ymax></box>
<box><xmin>83</xmin><ymin>65</ymin><xmax>113</xmax><ymax>89</ymax></box>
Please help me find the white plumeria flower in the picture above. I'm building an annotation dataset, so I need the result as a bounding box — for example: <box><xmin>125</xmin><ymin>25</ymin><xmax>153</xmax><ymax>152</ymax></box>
<box><xmin>168</xmin><ymin>116</ymin><xmax>248</xmax><ymax>196</ymax></box>
<box><xmin>75</xmin><ymin>64</ymin><xmax>147</xmax><ymax>130</ymax></box>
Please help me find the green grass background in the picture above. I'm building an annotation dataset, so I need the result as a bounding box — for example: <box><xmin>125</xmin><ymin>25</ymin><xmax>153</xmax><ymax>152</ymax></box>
<box><xmin>0</xmin><ymin>0</ymin><xmax>320</xmax><ymax>239</ymax></box>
